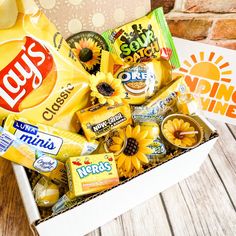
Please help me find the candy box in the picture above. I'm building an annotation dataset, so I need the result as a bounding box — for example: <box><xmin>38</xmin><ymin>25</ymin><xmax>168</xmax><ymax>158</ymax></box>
<box><xmin>66</xmin><ymin>153</ymin><xmax>119</xmax><ymax>197</ymax></box>
<box><xmin>12</xmin><ymin>114</ymin><xmax>218</xmax><ymax>236</ymax></box>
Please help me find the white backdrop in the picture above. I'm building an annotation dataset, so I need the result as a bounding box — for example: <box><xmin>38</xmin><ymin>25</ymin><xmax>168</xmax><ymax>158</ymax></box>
<box><xmin>174</xmin><ymin>37</ymin><xmax>236</xmax><ymax>125</ymax></box>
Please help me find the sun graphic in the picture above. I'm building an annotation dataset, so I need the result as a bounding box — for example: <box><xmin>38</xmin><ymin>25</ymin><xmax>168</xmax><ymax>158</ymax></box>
<box><xmin>37</xmin><ymin>0</ymin><xmax>61</xmax><ymax>14</ymax></box>
<box><xmin>64</xmin><ymin>0</ymin><xmax>86</xmax><ymax>10</ymax></box>
<box><xmin>88</xmin><ymin>9</ymin><xmax>108</xmax><ymax>32</ymax></box>
<box><xmin>179</xmin><ymin>52</ymin><xmax>232</xmax><ymax>83</ymax></box>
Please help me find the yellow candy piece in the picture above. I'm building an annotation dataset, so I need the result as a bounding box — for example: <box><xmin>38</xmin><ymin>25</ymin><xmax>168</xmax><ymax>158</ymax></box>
<box><xmin>33</xmin><ymin>177</ymin><xmax>60</xmax><ymax>207</ymax></box>
<box><xmin>139</xmin><ymin>122</ymin><xmax>160</xmax><ymax>139</ymax></box>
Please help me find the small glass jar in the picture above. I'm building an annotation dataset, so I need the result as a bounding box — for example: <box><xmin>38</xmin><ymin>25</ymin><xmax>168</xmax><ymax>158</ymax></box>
<box><xmin>176</xmin><ymin>93</ymin><xmax>198</xmax><ymax>115</ymax></box>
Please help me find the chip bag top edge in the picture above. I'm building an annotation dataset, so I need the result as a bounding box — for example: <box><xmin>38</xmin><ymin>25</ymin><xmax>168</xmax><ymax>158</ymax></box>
<box><xmin>153</xmin><ymin>8</ymin><xmax>180</xmax><ymax>68</ymax></box>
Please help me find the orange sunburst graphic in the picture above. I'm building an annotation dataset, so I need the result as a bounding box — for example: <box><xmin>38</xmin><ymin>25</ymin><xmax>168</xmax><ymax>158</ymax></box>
<box><xmin>179</xmin><ymin>52</ymin><xmax>232</xmax><ymax>83</ymax></box>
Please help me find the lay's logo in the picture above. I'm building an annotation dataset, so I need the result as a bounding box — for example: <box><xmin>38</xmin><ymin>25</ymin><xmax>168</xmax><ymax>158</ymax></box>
<box><xmin>0</xmin><ymin>36</ymin><xmax>56</xmax><ymax>112</ymax></box>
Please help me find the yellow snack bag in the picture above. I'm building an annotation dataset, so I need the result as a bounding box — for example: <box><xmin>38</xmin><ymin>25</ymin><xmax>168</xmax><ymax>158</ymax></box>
<box><xmin>66</xmin><ymin>153</ymin><xmax>119</xmax><ymax>197</ymax></box>
<box><xmin>102</xmin><ymin>8</ymin><xmax>180</xmax><ymax>68</ymax></box>
<box><xmin>3</xmin><ymin>114</ymin><xmax>99</xmax><ymax>162</ymax></box>
<box><xmin>76</xmin><ymin>102</ymin><xmax>132</xmax><ymax>140</ymax></box>
<box><xmin>132</xmin><ymin>77</ymin><xmax>190</xmax><ymax>124</ymax></box>
<box><xmin>0</xmin><ymin>0</ymin><xmax>90</xmax><ymax>131</ymax></box>
<box><xmin>0</xmin><ymin>127</ymin><xmax>67</xmax><ymax>184</ymax></box>
<box><xmin>101</xmin><ymin>50</ymin><xmax>172</xmax><ymax>105</ymax></box>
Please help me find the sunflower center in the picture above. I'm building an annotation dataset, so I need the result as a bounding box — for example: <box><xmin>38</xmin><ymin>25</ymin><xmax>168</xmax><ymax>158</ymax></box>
<box><xmin>79</xmin><ymin>48</ymin><xmax>93</xmax><ymax>62</ymax></box>
<box><xmin>123</xmin><ymin>138</ymin><xmax>139</xmax><ymax>156</ymax></box>
<box><xmin>97</xmin><ymin>82</ymin><xmax>115</xmax><ymax>96</ymax></box>
<box><xmin>174</xmin><ymin>130</ymin><xmax>184</xmax><ymax>139</ymax></box>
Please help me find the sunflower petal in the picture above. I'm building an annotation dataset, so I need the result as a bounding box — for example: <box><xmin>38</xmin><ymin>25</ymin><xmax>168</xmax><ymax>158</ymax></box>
<box><xmin>139</xmin><ymin>139</ymin><xmax>153</xmax><ymax>147</ymax></box>
<box><xmin>112</xmin><ymin>137</ymin><xmax>123</xmax><ymax>145</ymax></box>
<box><xmin>139</xmin><ymin>146</ymin><xmax>153</xmax><ymax>154</ymax></box>
<box><xmin>107</xmin><ymin>98</ymin><xmax>115</xmax><ymax>105</ymax></box>
<box><xmin>109</xmin><ymin>144</ymin><xmax>122</xmax><ymax>152</ymax></box>
<box><xmin>174</xmin><ymin>139</ymin><xmax>182</xmax><ymax>146</ymax></box>
<box><xmin>111</xmin><ymin>79</ymin><xmax>120</xmax><ymax>87</ymax></box>
<box><xmin>117</xmin><ymin>154</ymin><xmax>126</xmax><ymax>167</ymax></box>
<box><xmin>133</xmin><ymin>125</ymin><xmax>140</xmax><ymax>136</ymax></box>
<box><xmin>119</xmin><ymin>130</ymin><xmax>126</xmax><ymax>140</ymax></box>
<box><xmin>173</xmin><ymin>118</ymin><xmax>180</xmax><ymax>130</ymax></box>
<box><xmin>99</xmin><ymin>97</ymin><xmax>106</xmax><ymax>104</ymax></box>
<box><xmin>181</xmin><ymin>122</ymin><xmax>190</xmax><ymax>131</ymax></box>
<box><xmin>131</xmin><ymin>156</ymin><xmax>141</xmax><ymax>170</ymax></box>
<box><xmin>137</xmin><ymin>130</ymin><xmax>148</xmax><ymax>140</ymax></box>
<box><xmin>126</xmin><ymin>125</ymin><xmax>132</xmax><ymax>138</ymax></box>
<box><xmin>137</xmin><ymin>152</ymin><xmax>149</xmax><ymax>164</ymax></box>
<box><xmin>124</xmin><ymin>157</ymin><xmax>131</xmax><ymax>172</ymax></box>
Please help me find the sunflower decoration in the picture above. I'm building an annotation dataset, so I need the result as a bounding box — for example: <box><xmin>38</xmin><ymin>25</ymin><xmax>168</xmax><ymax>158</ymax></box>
<box><xmin>162</xmin><ymin>118</ymin><xmax>197</xmax><ymax>148</ymax></box>
<box><xmin>72</xmin><ymin>38</ymin><xmax>101</xmax><ymax>71</ymax></box>
<box><xmin>90</xmin><ymin>72</ymin><xmax>125</xmax><ymax>105</ymax></box>
<box><xmin>110</xmin><ymin>125</ymin><xmax>153</xmax><ymax>177</ymax></box>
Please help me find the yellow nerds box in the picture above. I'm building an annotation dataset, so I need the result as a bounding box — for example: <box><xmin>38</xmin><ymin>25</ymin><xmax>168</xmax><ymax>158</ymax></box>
<box><xmin>66</xmin><ymin>153</ymin><xmax>120</xmax><ymax>197</ymax></box>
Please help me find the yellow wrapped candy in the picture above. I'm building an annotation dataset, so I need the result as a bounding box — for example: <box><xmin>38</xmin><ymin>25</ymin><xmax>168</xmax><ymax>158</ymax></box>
<box><xmin>33</xmin><ymin>177</ymin><xmax>60</xmax><ymax>207</ymax></box>
<box><xmin>139</xmin><ymin>122</ymin><xmax>160</xmax><ymax>139</ymax></box>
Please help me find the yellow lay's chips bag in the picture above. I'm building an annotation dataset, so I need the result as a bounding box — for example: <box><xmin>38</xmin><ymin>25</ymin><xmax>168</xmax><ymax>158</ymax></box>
<box><xmin>102</xmin><ymin>8</ymin><xmax>180</xmax><ymax>68</ymax></box>
<box><xmin>0</xmin><ymin>0</ymin><xmax>90</xmax><ymax>131</ymax></box>
<box><xmin>101</xmin><ymin>50</ymin><xmax>172</xmax><ymax>105</ymax></box>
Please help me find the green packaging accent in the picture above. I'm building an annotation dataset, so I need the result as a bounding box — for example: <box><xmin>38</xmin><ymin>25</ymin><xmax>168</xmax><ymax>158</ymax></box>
<box><xmin>102</xmin><ymin>7</ymin><xmax>180</xmax><ymax>69</ymax></box>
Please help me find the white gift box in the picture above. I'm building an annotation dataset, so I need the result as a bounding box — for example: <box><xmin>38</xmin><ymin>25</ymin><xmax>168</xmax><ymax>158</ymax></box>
<box><xmin>13</xmin><ymin>115</ymin><xmax>218</xmax><ymax>236</ymax></box>
<box><xmin>8</xmin><ymin>1</ymin><xmax>222</xmax><ymax>235</ymax></box>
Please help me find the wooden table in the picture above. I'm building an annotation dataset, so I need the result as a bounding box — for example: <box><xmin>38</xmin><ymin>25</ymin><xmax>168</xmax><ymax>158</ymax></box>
<box><xmin>1</xmin><ymin>120</ymin><xmax>236</xmax><ymax>236</ymax></box>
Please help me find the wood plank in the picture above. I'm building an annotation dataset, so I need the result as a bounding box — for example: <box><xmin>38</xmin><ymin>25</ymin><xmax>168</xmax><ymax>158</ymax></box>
<box><xmin>161</xmin><ymin>155</ymin><xmax>236</xmax><ymax>236</ymax></box>
<box><xmin>208</xmin><ymin>120</ymin><xmax>236</xmax><ymax>206</ymax></box>
<box><xmin>100</xmin><ymin>217</ymin><xmax>125</xmax><ymax>236</ymax></box>
<box><xmin>100</xmin><ymin>194</ymin><xmax>172</xmax><ymax>236</ymax></box>
<box><xmin>86</xmin><ymin>228</ymin><xmax>100</xmax><ymax>236</ymax></box>
<box><xmin>0</xmin><ymin>158</ymin><xmax>33</xmax><ymax>236</ymax></box>
<box><xmin>119</xmin><ymin>195</ymin><xmax>172</xmax><ymax>236</ymax></box>
<box><xmin>227</xmin><ymin>123</ymin><xmax>236</xmax><ymax>139</ymax></box>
